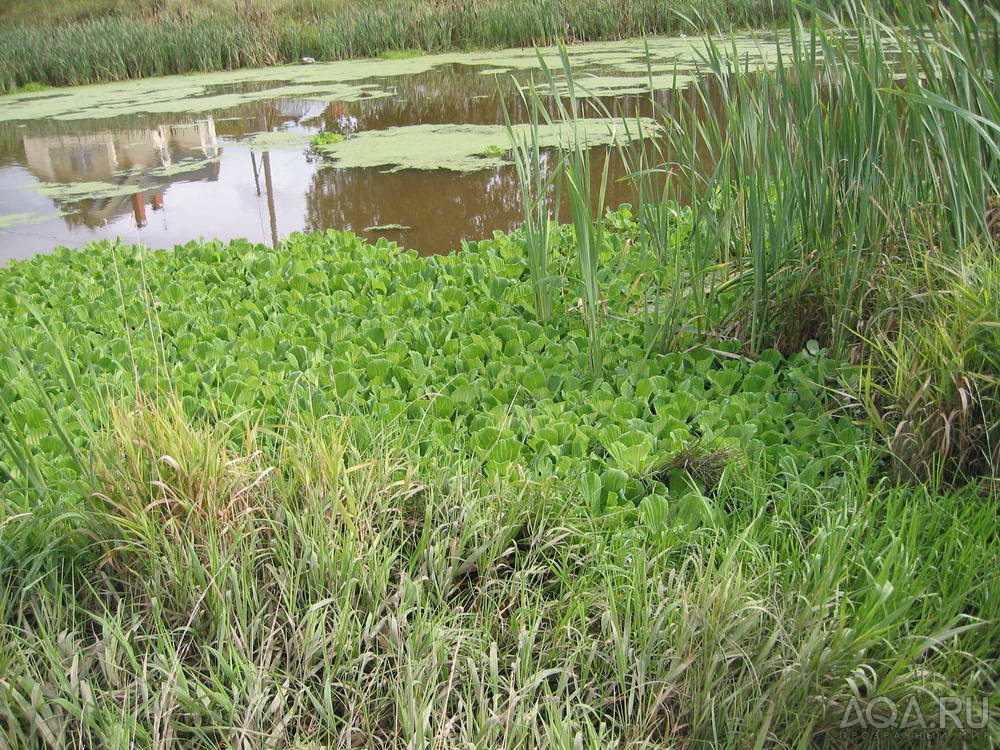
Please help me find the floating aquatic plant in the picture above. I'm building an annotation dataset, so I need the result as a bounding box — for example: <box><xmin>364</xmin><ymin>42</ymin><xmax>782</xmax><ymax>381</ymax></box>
<box><xmin>313</xmin><ymin>119</ymin><xmax>658</xmax><ymax>172</ymax></box>
<box><xmin>309</xmin><ymin>131</ymin><xmax>346</xmax><ymax>148</ymax></box>
<box><xmin>0</xmin><ymin>218</ymin><xmax>861</xmax><ymax>507</ymax></box>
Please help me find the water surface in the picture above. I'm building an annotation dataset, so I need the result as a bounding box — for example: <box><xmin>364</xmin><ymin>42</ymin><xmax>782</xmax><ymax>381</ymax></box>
<box><xmin>0</xmin><ymin>34</ymin><xmax>778</xmax><ymax>262</ymax></box>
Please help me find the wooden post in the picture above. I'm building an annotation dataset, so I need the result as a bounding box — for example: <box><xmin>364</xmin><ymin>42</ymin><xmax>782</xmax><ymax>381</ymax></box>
<box><xmin>251</xmin><ymin>152</ymin><xmax>261</xmax><ymax>195</ymax></box>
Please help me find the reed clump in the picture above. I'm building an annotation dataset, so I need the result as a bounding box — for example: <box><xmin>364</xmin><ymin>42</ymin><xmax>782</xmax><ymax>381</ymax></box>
<box><xmin>507</xmin><ymin>0</ymin><xmax>997</xmax><ymax>483</ymax></box>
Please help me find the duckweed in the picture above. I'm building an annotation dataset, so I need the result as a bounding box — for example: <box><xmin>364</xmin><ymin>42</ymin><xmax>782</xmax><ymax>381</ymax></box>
<box><xmin>314</xmin><ymin>119</ymin><xmax>659</xmax><ymax>172</ymax></box>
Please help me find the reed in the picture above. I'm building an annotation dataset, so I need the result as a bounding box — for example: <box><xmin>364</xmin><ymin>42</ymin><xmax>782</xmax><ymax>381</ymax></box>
<box><xmin>727</xmin><ymin>0</ymin><xmax>996</xmax><ymax>481</ymax></box>
<box><xmin>550</xmin><ymin>0</ymin><xmax>998</xmax><ymax>480</ymax></box>
<box><xmin>505</xmin><ymin>79</ymin><xmax>558</xmax><ymax>322</ymax></box>
<box><xmin>545</xmin><ymin>49</ymin><xmax>613</xmax><ymax>381</ymax></box>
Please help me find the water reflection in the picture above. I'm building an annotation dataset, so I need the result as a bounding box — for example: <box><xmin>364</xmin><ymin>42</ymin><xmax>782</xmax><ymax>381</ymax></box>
<box><xmin>305</xmin><ymin>162</ymin><xmax>525</xmax><ymax>251</ymax></box>
<box><xmin>255</xmin><ymin>151</ymin><xmax>280</xmax><ymax>247</ymax></box>
<box><xmin>20</xmin><ymin>120</ymin><xmax>220</xmax><ymax>230</ymax></box>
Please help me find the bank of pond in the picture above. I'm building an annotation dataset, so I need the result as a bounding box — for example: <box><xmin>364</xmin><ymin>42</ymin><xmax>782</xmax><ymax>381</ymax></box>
<box><xmin>1</xmin><ymin>0</ymin><xmax>998</xmax><ymax>743</ymax></box>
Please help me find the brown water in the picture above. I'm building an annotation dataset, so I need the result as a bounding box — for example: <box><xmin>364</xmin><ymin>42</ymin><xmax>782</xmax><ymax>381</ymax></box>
<box><xmin>0</xmin><ymin>40</ymin><xmax>743</xmax><ymax>263</ymax></box>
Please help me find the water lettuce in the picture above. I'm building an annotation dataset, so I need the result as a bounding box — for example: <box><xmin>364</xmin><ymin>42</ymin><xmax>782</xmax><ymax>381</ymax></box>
<box><xmin>0</xmin><ymin>211</ymin><xmax>861</xmax><ymax>516</ymax></box>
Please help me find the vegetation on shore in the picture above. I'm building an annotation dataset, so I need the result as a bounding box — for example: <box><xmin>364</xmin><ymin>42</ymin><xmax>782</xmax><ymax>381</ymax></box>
<box><xmin>1</xmin><ymin>0</ymin><xmax>998</xmax><ymax>746</ymax></box>
<box><xmin>0</xmin><ymin>0</ymin><xmax>789</xmax><ymax>95</ymax></box>
<box><xmin>1</xmin><ymin>224</ymin><xmax>995</xmax><ymax>748</ymax></box>
<box><xmin>505</xmin><ymin>0</ymin><xmax>999</xmax><ymax>484</ymax></box>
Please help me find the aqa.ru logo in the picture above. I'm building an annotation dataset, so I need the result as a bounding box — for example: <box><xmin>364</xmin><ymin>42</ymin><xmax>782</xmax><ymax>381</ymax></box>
<box><xmin>838</xmin><ymin>696</ymin><xmax>991</xmax><ymax>741</ymax></box>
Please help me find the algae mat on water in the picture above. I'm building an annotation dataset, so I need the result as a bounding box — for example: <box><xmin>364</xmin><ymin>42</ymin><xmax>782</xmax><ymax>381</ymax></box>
<box><xmin>0</xmin><ymin>211</ymin><xmax>65</xmax><ymax>229</ymax></box>
<box><xmin>27</xmin><ymin>182</ymin><xmax>144</xmax><ymax>202</ymax></box>
<box><xmin>0</xmin><ymin>33</ymin><xmax>787</xmax><ymax>122</ymax></box>
<box><xmin>242</xmin><ymin>131</ymin><xmax>314</xmax><ymax>152</ymax></box>
<box><xmin>0</xmin><ymin>80</ymin><xmax>391</xmax><ymax>123</ymax></box>
<box><xmin>314</xmin><ymin>119</ymin><xmax>660</xmax><ymax>172</ymax></box>
<box><xmin>22</xmin><ymin>156</ymin><xmax>222</xmax><ymax>204</ymax></box>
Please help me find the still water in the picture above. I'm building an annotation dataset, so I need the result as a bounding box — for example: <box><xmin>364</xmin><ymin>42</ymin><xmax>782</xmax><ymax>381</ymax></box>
<box><xmin>0</xmin><ymin>35</ymin><xmax>773</xmax><ymax>262</ymax></box>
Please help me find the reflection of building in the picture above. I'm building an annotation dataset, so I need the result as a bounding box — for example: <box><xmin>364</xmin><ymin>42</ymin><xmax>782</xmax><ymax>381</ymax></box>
<box><xmin>22</xmin><ymin>119</ymin><xmax>221</xmax><ymax>228</ymax></box>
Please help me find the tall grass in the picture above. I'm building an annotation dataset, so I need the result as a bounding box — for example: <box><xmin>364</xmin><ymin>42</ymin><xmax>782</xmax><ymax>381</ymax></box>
<box><xmin>707</xmin><ymin>0</ymin><xmax>997</xmax><ymax>481</ymax></box>
<box><xmin>1</xmin><ymin>396</ymin><xmax>995</xmax><ymax>746</ymax></box>
<box><xmin>715</xmin><ymin>4</ymin><xmax>991</xmax><ymax>348</ymax></box>
<box><xmin>505</xmin><ymin>52</ymin><xmax>611</xmax><ymax>379</ymax></box>
<box><xmin>549</xmin><ymin>50</ymin><xmax>613</xmax><ymax>382</ymax></box>
<box><xmin>505</xmin><ymin>83</ymin><xmax>557</xmax><ymax>322</ymax></box>
<box><xmin>619</xmin><ymin>95</ymin><xmax>728</xmax><ymax>353</ymax></box>
<box><xmin>0</xmin><ymin>0</ymin><xmax>792</xmax><ymax>95</ymax></box>
<box><xmin>856</xmin><ymin>245</ymin><xmax>1000</xmax><ymax>484</ymax></box>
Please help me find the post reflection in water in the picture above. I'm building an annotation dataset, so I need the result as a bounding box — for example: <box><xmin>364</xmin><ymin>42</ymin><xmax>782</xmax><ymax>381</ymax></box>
<box><xmin>261</xmin><ymin>151</ymin><xmax>279</xmax><ymax>248</ymax></box>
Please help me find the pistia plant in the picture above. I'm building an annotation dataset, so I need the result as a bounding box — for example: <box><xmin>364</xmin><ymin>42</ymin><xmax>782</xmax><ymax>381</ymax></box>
<box><xmin>0</xmin><ymin>222</ymin><xmax>862</xmax><ymax>516</ymax></box>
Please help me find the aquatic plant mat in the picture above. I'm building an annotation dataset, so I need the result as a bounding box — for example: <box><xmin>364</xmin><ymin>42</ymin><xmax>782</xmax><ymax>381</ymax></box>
<box><xmin>313</xmin><ymin>119</ymin><xmax>660</xmax><ymax>172</ymax></box>
<box><xmin>0</xmin><ymin>211</ymin><xmax>65</xmax><ymax>229</ymax></box>
<box><xmin>1</xmin><ymin>223</ymin><xmax>997</xmax><ymax>746</ymax></box>
<box><xmin>2</xmin><ymin>0</ymin><xmax>999</xmax><ymax>743</ymax></box>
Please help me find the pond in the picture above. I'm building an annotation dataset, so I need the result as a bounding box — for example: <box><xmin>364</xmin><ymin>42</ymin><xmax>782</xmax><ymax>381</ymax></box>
<box><xmin>0</xmin><ymin>33</ymin><xmax>784</xmax><ymax>263</ymax></box>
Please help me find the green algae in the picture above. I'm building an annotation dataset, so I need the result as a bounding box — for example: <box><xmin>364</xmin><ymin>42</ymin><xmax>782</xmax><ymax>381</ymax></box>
<box><xmin>0</xmin><ymin>211</ymin><xmax>65</xmax><ymax>228</ymax></box>
<box><xmin>0</xmin><ymin>32</ymin><xmax>791</xmax><ymax>123</ymax></box>
<box><xmin>364</xmin><ymin>223</ymin><xmax>411</xmax><ymax>231</ymax></box>
<box><xmin>243</xmin><ymin>131</ymin><xmax>313</xmax><ymax>151</ymax></box>
<box><xmin>143</xmin><ymin>156</ymin><xmax>221</xmax><ymax>178</ymax></box>
<box><xmin>543</xmin><ymin>72</ymin><xmax>699</xmax><ymax>97</ymax></box>
<box><xmin>29</xmin><ymin>181</ymin><xmax>142</xmax><ymax>201</ymax></box>
<box><xmin>383</xmin><ymin>49</ymin><xmax>425</xmax><ymax>59</ymax></box>
<box><xmin>315</xmin><ymin>118</ymin><xmax>659</xmax><ymax>172</ymax></box>
<box><xmin>0</xmin><ymin>80</ymin><xmax>392</xmax><ymax>122</ymax></box>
